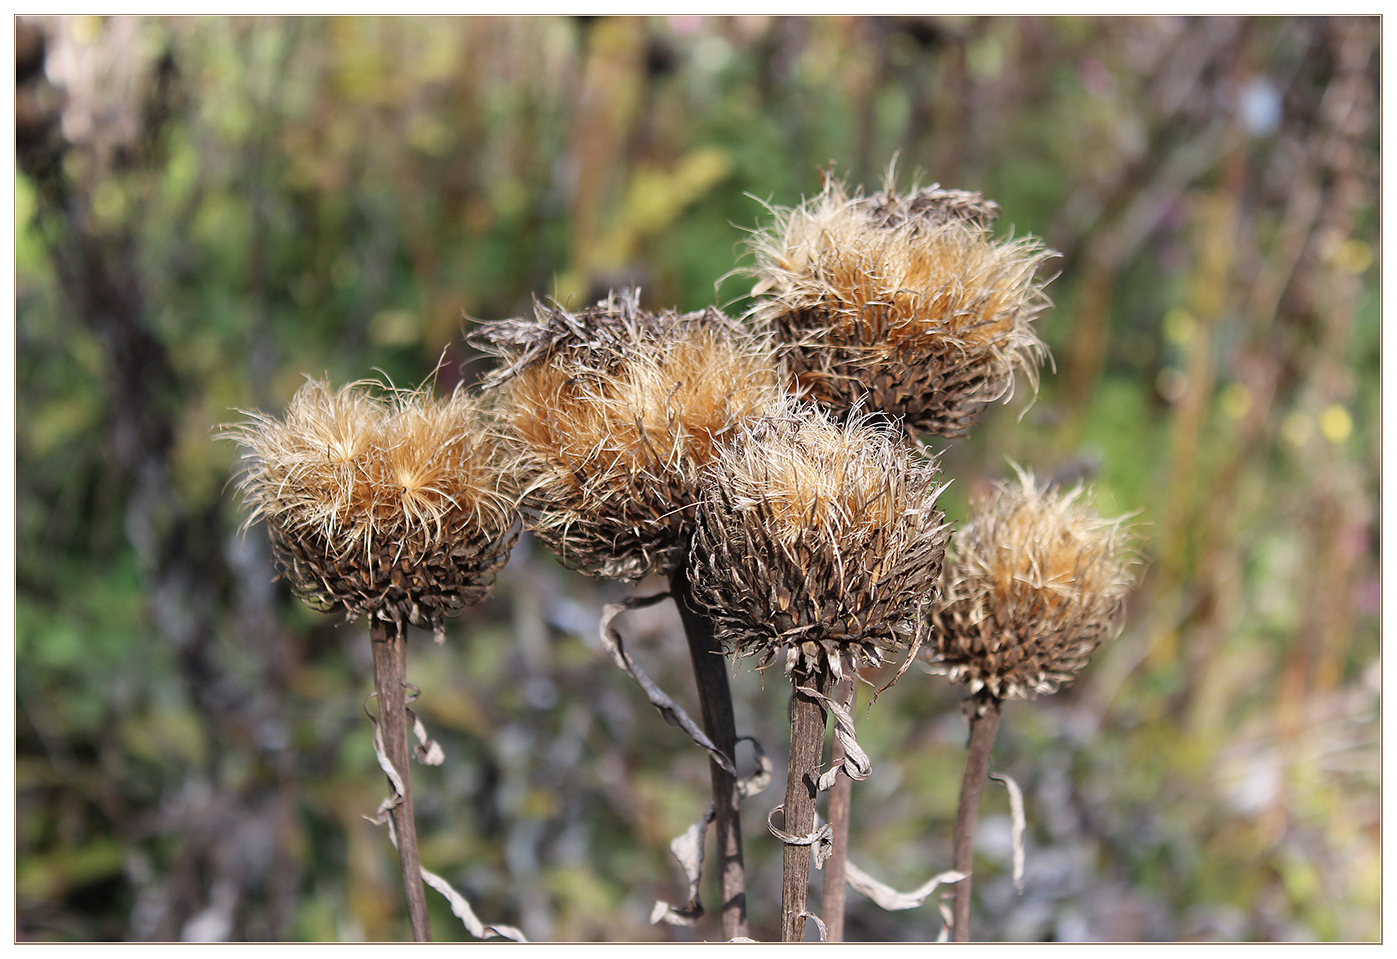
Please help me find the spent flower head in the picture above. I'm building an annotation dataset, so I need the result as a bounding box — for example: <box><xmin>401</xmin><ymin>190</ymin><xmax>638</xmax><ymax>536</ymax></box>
<box><xmin>223</xmin><ymin>377</ymin><xmax>519</xmax><ymax>640</ymax></box>
<box><xmin>471</xmin><ymin>289</ymin><xmax>782</xmax><ymax>581</ymax></box>
<box><xmin>747</xmin><ymin>174</ymin><xmax>1054</xmax><ymax>438</ymax></box>
<box><xmin>926</xmin><ymin>466</ymin><xmax>1138</xmax><ymax>709</ymax></box>
<box><xmin>689</xmin><ymin>396</ymin><xmax>951</xmax><ymax>681</ymax></box>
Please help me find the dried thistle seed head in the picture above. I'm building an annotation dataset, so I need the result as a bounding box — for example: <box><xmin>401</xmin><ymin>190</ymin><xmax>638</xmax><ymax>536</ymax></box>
<box><xmin>926</xmin><ymin>466</ymin><xmax>1139</xmax><ymax>707</ymax></box>
<box><xmin>223</xmin><ymin>378</ymin><xmax>519</xmax><ymax>640</ymax></box>
<box><xmin>689</xmin><ymin>397</ymin><xmax>951</xmax><ymax>681</ymax></box>
<box><xmin>747</xmin><ymin>176</ymin><xmax>1054</xmax><ymax>438</ymax></box>
<box><xmin>477</xmin><ymin>291</ymin><xmax>782</xmax><ymax>581</ymax></box>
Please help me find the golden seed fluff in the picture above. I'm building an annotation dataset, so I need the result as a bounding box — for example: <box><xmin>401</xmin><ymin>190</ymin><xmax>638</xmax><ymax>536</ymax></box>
<box><xmin>470</xmin><ymin>289</ymin><xmax>782</xmax><ymax>581</ymax></box>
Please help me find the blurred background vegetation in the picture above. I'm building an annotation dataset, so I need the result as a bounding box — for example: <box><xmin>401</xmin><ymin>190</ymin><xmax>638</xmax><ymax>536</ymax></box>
<box><xmin>14</xmin><ymin>15</ymin><xmax>1379</xmax><ymax>942</ymax></box>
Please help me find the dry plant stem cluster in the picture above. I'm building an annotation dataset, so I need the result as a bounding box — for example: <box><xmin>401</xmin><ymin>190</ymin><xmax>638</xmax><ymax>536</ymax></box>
<box><xmin>471</xmin><ymin>291</ymin><xmax>779</xmax><ymax>939</ymax></box>
<box><xmin>689</xmin><ymin>400</ymin><xmax>951</xmax><ymax>941</ymax></box>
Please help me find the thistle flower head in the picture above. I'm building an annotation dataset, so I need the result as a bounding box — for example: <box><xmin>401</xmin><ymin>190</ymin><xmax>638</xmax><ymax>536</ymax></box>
<box><xmin>471</xmin><ymin>290</ymin><xmax>782</xmax><ymax>581</ymax></box>
<box><xmin>926</xmin><ymin>466</ymin><xmax>1138</xmax><ymax>708</ymax></box>
<box><xmin>747</xmin><ymin>176</ymin><xmax>1054</xmax><ymax>438</ymax></box>
<box><xmin>689</xmin><ymin>397</ymin><xmax>951</xmax><ymax>681</ymax></box>
<box><xmin>222</xmin><ymin>378</ymin><xmax>519</xmax><ymax>640</ymax></box>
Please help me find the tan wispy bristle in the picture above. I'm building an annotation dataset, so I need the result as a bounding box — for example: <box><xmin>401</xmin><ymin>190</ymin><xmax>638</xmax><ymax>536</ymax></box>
<box><xmin>222</xmin><ymin>378</ymin><xmax>519</xmax><ymax>638</ymax></box>
<box><xmin>926</xmin><ymin>466</ymin><xmax>1139</xmax><ymax>707</ymax></box>
<box><xmin>689</xmin><ymin>396</ymin><xmax>951</xmax><ymax>680</ymax></box>
<box><xmin>473</xmin><ymin>290</ymin><xmax>782</xmax><ymax>581</ymax></box>
<box><xmin>747</xmin><ymin>176</ymin><xmax>1054</xmax><ymax>438</ymax></box>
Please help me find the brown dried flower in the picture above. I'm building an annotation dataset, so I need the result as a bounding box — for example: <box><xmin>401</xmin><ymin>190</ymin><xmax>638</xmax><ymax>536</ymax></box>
<box><xmin>926</xmin><ymin>467</ymin><xmax>1138</xmax><ymax>707</ymax></box>
<box><xmin>747</xmin><ymin>176</ymin><xmax>1054</xmax><ymax>438</ymax></box>
<box><xmin>223</xmin><ymin>378</ymin><xmax>519</xmax><ymax>641</ymax></box>
<box><xmin>472</xmin><ymin>289</ymin><xmax>782</xmax><ymax>581</ymax></box>
<box><xmin>689</xmin><ymin>397</ymin><xmax>951</xmax><ymax>680</ymax></box>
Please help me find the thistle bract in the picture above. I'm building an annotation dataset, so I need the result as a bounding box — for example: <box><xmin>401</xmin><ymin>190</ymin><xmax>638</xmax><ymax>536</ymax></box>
<box><xmin>473</xmin><ymin>289</ymin><xmax>781</xmax><ymax>581</ymax></box>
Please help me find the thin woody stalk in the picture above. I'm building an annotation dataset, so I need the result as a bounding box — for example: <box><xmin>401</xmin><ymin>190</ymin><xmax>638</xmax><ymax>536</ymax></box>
<box><xmin>926</xmin><ymin>469</ymin><xmax>1139</xmax><ymax>939</ymax></box>
<box><xmin>369</xmin><ymin>619</ymin><xmax>432</xmax><ymax>942</ymax></box>
<box><xmin>222</xmin><ymin>379</ymin><xmax>519</xmax><ymax>943</ymax></box>
<box><xmin>950</xmin><ymin>696</ymin><xmax>1002</xmax><ymax>942</ymax></box>
<box><xmin>781</xmin><ymin>668</ymin><xmax>834</xmax><ymax>942</ymax></box>
<box><xmin>820</xmin><ymin>677</ymin><xmax>857</xmax><ymax>942</ymax></box>
<box><xmin>672</xmin><ymin>561</ymin><xmax>747</xmax><ymax>940</ymax></box>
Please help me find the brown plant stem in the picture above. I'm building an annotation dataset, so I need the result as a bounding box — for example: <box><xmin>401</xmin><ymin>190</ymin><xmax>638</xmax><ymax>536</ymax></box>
<box><xmin>781</xmin><ymin>667</ymin><xmax>834</xmax><ymax>942</ymax></box>
<box><xmin>820</xmin><ymin>677</ymin><xmax>857</xmax><ymax>942</ymax></box>
<box><xmin>951</xmin><ymin>695</ymin><xmax>1003</xmax><ymax>943</ymax></box>
<box><xmin>369</xmin><ymin>619</ymin><xmax>432</xmax><ymax>943</ymax></box>
<box><xmin>672</xmin><ymin>562</ymin><xmax>748</xmax><ymax>941</ymax></box>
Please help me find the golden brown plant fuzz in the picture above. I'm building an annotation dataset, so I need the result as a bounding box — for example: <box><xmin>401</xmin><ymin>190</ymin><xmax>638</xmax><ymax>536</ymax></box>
<box><xmin>689</xmin><ymin>396</ymin><xmax>951</xmax><ymax>681</ymax></box>
<box><xmin>926</xmin><ymin>466</ymin><xmax>1139</xmax><ymax>711</ymax></box>
<box><xmin>223</xmin><ymin>378</ymin><xmax>519</xmax><ymax>641</ymax></box>
<box><xmin>470</xmin><ymin>289</ymin><xmax>783</xmax><ymax>581</ymax></box>
<box><xmin>746</xmin><ymin>176</ymin><xmax>1055</xmax><ymax>438</ymax></box>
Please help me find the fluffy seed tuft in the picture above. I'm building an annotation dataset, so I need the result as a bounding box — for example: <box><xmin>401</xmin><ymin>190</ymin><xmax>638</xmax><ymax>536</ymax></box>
<box><xmin>471</xmin><ymin>289</ymin><xmax>782</xmax><ymax>581</ymax></box>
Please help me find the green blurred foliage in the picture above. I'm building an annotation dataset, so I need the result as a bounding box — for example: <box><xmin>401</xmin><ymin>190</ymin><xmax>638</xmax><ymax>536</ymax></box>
<box><xmin>15</xmin><ymin>15</ymin><xmax>1379</xmax><ymax>943</ymax></box>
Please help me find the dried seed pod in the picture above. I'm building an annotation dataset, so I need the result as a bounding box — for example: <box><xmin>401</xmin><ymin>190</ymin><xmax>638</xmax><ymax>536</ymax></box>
<box><xmin>689</xmin><ymin>397</ymin><xmax>951</xmax><ymax>680</ymax></box>
<box><xmin>224</xmin><ymin>378</ymin><xmax>519</xmax><ymax>640</ymax></box>
<box><xmin>473</xmin><ymin>289</ymin><xmax>782</xmax><ymax>581</ymax></box>
<box><xmin>926</xmin><ymin>467</ymin><xmax>1138</xmax><ymax>708</ymax></box>
<box><xmin>747</xmin><ymin>176</ymin><xmax>1054</xmax><ymax>438</ymax></box>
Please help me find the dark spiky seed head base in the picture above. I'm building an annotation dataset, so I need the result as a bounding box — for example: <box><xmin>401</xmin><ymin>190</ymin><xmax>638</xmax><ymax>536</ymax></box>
<box><xmin>747</xmin><ymin>175</ymin><xmax>1055</xmax><ymax>438</ymax></box>
<box><xmin>224</xmin><ymin>378</ymin><xmax>518</xmax><ymax>641</ymax></box>
<box><xmin>926</xmin><ymin>466</ymin><xmax>1138</xmax><ymax>712</ymax></box>
<box><xmin>690</xmin><ymin>397</ymin><xmax>951</xmax><ymax>682</ymax></box>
